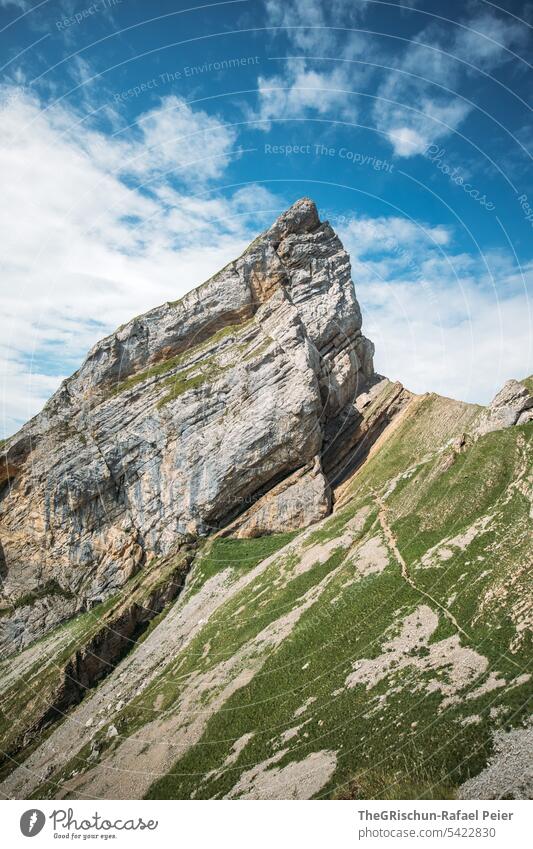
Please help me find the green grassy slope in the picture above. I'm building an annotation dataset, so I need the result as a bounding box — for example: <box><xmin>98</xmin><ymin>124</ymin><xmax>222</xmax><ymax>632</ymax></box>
<box><xmin>24</xmin><ymin>391</ymin><xmax>531</xmax><ymax>801</ymax></box>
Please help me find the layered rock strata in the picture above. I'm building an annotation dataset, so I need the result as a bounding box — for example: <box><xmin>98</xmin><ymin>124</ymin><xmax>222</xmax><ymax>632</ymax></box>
<box><xmin>0</xmin><ymin>199</ymin><xmax>374</xmax><ymax>653</ymax></box>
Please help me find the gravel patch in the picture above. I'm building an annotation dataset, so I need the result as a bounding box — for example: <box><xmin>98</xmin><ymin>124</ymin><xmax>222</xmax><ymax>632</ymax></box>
<box><xmin>226</xmin><ymin>748</ymin><xmax>337</xmax><ymax>799</ymax></box>
<box><xmin>459</xmin><ymin>723</ymin><xmax>533</xmax><ymax>799</ymax></box>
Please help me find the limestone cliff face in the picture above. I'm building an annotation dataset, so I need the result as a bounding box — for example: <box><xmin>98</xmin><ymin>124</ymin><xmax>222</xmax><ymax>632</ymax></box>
<box><xmin>0</xmin><ymin>199</ymin><xmax>375</xmax><ymax>653</ymax></box>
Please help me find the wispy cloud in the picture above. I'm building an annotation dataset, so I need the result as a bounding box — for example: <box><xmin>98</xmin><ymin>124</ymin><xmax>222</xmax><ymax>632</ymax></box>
<box><xmin>265</xmin><ymin>0</ymin><xmax>368</xmax><ymax>53</ymax></box>
<box><xmin>255</xmin><ymin>62</ymin><xmax>360</xmax><ymax>125</ymax></box>
<box><xmin>253</xmin><ymin>0</ymin><xmax>368</xmax><ymax>125</ymax></box>
<box><xmin>374</xmin><ymin>10</ymin><xmax>528</xmax><ymax>157</ymax></box>
<box><xmin>258</xmin><ymin>2</ymin><xmax>528</xmax><ymax>156</ymax></box>
<box><xmin>0</xmin><ymin>0</ymin><xmax>30</xmax><ymax>9</ymax></box>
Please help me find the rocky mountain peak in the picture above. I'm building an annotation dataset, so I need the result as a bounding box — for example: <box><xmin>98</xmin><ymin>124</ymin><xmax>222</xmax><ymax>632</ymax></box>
<box><xmin>0</xmin><ymin>199</ymin><xmax>375</xmax><ymax>653</ymax></box>
<box><xmin>265</xmin><ymin>196</ymin><xmax>320</xmax><ymax>242</ymax></box>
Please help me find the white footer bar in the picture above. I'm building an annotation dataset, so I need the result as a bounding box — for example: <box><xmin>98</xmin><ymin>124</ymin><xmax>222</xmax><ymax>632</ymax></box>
<box><xmin>2</xmin><ymin>799</ymin><xmax>530</xmax><ymax>848</ymax></box>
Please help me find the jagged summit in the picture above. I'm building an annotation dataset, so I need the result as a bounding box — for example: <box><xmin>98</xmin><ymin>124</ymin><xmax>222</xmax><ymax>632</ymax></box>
<box><xmin>0</xmin><ymin>198</ymin><xmax>376</xmax><ymax>652</ymax></box>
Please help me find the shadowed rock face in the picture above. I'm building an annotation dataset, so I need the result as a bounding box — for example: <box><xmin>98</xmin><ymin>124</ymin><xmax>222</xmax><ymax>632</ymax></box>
<box><xmin>0</xmin><ymin>198</ymin><xmax>375</xmax><ymax>653</ymax></box>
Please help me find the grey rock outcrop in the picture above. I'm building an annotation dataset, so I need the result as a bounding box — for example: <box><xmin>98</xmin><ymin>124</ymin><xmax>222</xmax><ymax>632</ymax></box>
<box><xmin>474</xmin><ymin>379</ymin><xmax>533</xmax><ymax>436</ymax></box>
<box><xmin>0</xmin><ymin>199</ymin><xmax>374</xmax><ymax>653</ymax></box>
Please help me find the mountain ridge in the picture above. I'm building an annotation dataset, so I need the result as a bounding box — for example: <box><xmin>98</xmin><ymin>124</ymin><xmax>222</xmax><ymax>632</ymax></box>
<box><xmin>0</xmin><ymin>200</ymin><xmax>531</xmax><ymax>801</ymax></box>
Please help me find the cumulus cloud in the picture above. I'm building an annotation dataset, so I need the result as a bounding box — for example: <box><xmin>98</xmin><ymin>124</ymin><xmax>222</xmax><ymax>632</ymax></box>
<box><xmin>341</xmin><ymin>214</ymin><xmax>451</xmax><ymax>253</ymax></box>
<box><xmin>123</xmin><ymin>96</ymin><xmax>238</xmax><ymax>183</ymax></box>
<box><xmin>29</xmin><ymin>93</ymin><xmax>238</xmax><ymax>185</ymax></box>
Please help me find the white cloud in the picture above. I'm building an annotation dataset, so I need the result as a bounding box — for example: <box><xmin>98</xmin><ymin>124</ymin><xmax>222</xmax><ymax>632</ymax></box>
<box><xmin>255</xmin><ymin>5</ymin><xmax>528</xmax><ymax>155</ymax></box>
<box><xmin>0</xmin><ymin>86</ymin><xmax>281</xmax><ymax>438</ymax></box>
<box><xmin>451</xmin><ymin>11</ymin><xmax>528</xmax><ymax>67</ymax></box>
<box><xmin>341</xmin><ymin>214</ymin><xmax>451</xmax><ymax>253</ymax></box>
<box><xmin>266</xmin><ymin>0</ymin><xmax>331</xmax><ymax>52</ymax></box>
<box><xmin>36</xmin><ymin>93</ymin><xmax>238</xmax><ymax>185</ymax></box>
<box><xmin>123</xmin><ymin>96</ymin><xmax>238</xmax><ymax>183</ymax></box>
<box><xmin>383</xmin><ymin>100</ymin><xmax>471</xmax><ymax>158</ymax></box>
<box><xmin>340</xmin><ymin>216</ymin><xmax>533</xmax><ymax>403</ymax></box>
<box><xmin>253</xmin><ymin>0</ymin><xmax>369</xmax><ymax>126</ymax></box>
<box><xmin>386</xmin><ymin>126</ymin><xmax>427</xmax><ymax>157</ymax></box>
<box><xmin>255</xmin><ymin>63</ymin><xmax>360</xmax><ymax>125</ymax></box>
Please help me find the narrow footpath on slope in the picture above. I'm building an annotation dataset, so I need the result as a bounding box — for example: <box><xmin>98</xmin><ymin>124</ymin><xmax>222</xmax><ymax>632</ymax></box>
<box><xmin>373</xmin><ymin>490</ymin><xmax>471</xmax><ymax>641</ymax></box>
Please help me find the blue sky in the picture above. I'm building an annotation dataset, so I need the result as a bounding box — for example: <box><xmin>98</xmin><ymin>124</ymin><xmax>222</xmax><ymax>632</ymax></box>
<box><xmin>1</xmin><ymin>0</ymin><xmax>532</xmax><ymax>437</ymax></box>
